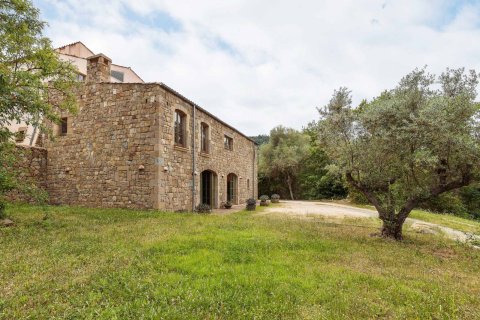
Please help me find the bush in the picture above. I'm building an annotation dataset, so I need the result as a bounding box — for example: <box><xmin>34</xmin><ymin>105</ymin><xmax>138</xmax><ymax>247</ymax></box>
<box><xmin>195</xmin><ymin>203</ymin><xmax>211</xmax><ymax>214</ymax></box>
<box><xmin>246</xmin><ymin>198</ymin><xmax>256</xmax><ymax>211</ymax></box>
<box><xmin>419</xmin><ymin>192</ymin><xmax>469</xmax><ymax>218</ymax></box>
<box><xmin>271</xmin><ymin>194</ymin><xmax>280</xmax><ymax>203</ymax></box>
<box><xmin>348</xmin><ymin>188</ymin><xmax>369</xmax><ymax>205</ymax></box>
<box><xmin>260</xmin><ymin>195</ymin><xmax>269</xmax><ymax>206</ymax></box>
<box><xmin>223</xmin><ymin>201</ymin><xmax>232</xmax><ymax>209</ymax></box>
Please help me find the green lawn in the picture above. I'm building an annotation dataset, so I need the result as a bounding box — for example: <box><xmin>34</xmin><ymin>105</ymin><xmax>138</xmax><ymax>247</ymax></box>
<box><xmin>1</xmin><ymin>205</ymin><xmax>479</xmax><ymax>319</ymax></box>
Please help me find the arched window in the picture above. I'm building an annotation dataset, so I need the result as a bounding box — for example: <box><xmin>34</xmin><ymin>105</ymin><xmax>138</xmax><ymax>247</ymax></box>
<box><xmin>174</xmin><ymin>110</ymin><xmax>186</xmax><ymax>147</ymax></box>
<box><xmin>201</xmin><ymin>122</ymin><xmax>209</xmax><ymax>153</ymax></box>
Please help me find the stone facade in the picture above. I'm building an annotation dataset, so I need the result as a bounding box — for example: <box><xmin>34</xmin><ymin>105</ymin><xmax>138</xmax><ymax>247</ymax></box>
<box><xmin>7</xmin><ymin>146</ymin><xmax>48</xmax><ymax>202</ymax></box>
<box><xmin>42</xmin><ymin>53</ymin><xmax>257</xmax><ymax>211</ymax></box>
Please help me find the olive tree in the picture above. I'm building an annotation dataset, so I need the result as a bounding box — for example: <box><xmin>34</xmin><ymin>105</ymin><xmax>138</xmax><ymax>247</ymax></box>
<box><xmin>259</xmin><ymin>126</ymin><xmax>309</xmax><ymax>200</ymax></box>
<box><xmin>319</xmin><ymin>68</ymin><xmax>480</xmax><ymax>240</ymax></box>
<box><xmin>0</xmin><ymin>0</ymin><xmax>78</xmax><ymax>217</ymax></box>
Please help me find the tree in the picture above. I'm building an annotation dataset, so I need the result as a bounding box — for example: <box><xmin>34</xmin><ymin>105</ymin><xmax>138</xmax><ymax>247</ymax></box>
<box><xmin>298</xmin><ymin>121</ymin><xmax>346</xmax><ymax>199</ymax></box>
<box><xmin>0</xmin><ymin>0</ymin><xmax>78</xmax><ymax>217</ymax></box>
<box><xmin>259</xmin><ymin>126</ymin><xmax>309</xmax><ymax>200</ymax></box>
<box><xmin>319</xmin><ymin>68</ymin><xmax>480</xmax><ymax>240</ymax></box>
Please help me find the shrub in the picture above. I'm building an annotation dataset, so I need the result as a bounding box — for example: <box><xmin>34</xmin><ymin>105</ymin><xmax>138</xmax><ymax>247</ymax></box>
<box><xmin>246</xmin><ymin>198</ymin><xmax>256</xmax><ymax>211</ymax></box>
<box><xmin>271</xmin><ymin>194</ymin><xmax>280</xmax><ymax>203</ymax></box>
<box><xmin>195</xmin><ymin>203</ymin><xmax>211</xmax><ymax>214</ymax></box>
<box><xmin>260</xmin><ymin>195</ymin><xmax>269</xmax><ymax>206</ymax></box>
<box><xmin>223</xmin><ymin>201</ymin><xmax>232</xmax><ymax>209</ymax></box>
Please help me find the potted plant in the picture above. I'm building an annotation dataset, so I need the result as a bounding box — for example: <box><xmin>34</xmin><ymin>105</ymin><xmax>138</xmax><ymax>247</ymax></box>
<box><xmin>246</xmin><ymin>198</ymin><xmax>256</xmax><ymax>211</ymax></box>
<box><xmin>259</xmin><ymin>195</ymin><xmax>269</xmax><ymax>206</ymax></box>
<box><xmin>271</xmin><ymin>194</ymin><xmax>280</xmax><ymax>203</ymax></box>
<box><xmin>195</xmin><ymin>203</ymin><xmax>211</xmax><ymax>214</ymax></box>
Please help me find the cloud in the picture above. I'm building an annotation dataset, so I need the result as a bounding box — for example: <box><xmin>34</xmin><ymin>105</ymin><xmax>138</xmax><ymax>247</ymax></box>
<box><xmin>34</xmin><ymin>0</ymin><xmax>480</xmax><ymax>135</ymax></box>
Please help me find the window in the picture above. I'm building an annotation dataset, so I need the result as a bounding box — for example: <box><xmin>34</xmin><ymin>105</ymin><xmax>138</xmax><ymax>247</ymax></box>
<box><xmin>15</xmin><ymin>128</ymin><xmax>27</xmax><ymax>142</ymax></box>
<box><xmin>60</xmin><ymin>117</ymin><xmax>68</xmax><ymax>135</ymax></box>
<box><xmin>201</xmin><ymin>123</ymin><xmax>209</xmax><ymax>153</ymax></box>
<box><xmin>174</xmin><ymin>110</ymin><xmax>186</xmax><ymax>147</ymax></box>
<box><xmin>76</xmin><ymin>73</ymin><xmax>85</xmax><ymax>82</ymax></box>
<box><xmin>224</xmin><ymin>135</ymin><xmax>233</xmax><ymax>151</ymax></box>
<box><xmin>247</xmin><ymin>179</ymin><xmax>250</xmax><ymax>190</ymax></box>
<box><xmin>111</xmin><ymin>70</ymin><xmax>124</xmax><ymax>82</ymax></box>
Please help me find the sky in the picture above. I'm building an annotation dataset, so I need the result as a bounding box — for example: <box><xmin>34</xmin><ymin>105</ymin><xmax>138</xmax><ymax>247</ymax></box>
<box><xmin>33</xmin><ymin>0</ymin><xmax>480</xmax><ymax>136</ymax></box>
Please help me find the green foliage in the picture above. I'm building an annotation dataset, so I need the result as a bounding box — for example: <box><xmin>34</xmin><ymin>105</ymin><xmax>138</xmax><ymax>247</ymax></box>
<box><xmin>259</xmin><ymin>126</ymin><xmax>310</xmax><ymax>200</ymax></box>
<box><xmin>320</xmin><ymin>68</ymin><xmax>480</xmax><ymax>239</ymax></box>
<box><xmin>259</xmin><ymin>195</ymin><xmax>269</xmax><ymax>201</ymax></box>
<box><xmin>459</xmin><ymin>185</ymin><xmax>480</xmax><ymax>220</ymax></box>
<box><xmin>0</xmin><ymin>0</ymin><xmax>78</xmax><ymax>215</ymax></box>
<box><xmin>0</xmin><ymin>0</ymin><xmax>78</xmax><ymax>136</ymax></box>
<box><xmin>419</xmin><ymin>192</ymin><xmax>469</xmax><ymax>218</ymax></box>
<box><xmin>249</xmin><ymin>134</ymin><xmax>269</xmax><ymax>145</ymax></box>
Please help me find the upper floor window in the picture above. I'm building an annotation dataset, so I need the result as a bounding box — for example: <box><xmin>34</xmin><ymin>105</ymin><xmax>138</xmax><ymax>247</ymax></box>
<box><xmin>201</xmin><ymin>123</ymin><xmax>209</xmax><ymax>153</ymax></box>
<box><xmin>60</xmin><ymin>117</ymin><xmax>68</xmax><ymax>135</ymax></box>
<box><xmin>15</xmin><ymin>128</ymin><xmax>27</xmax><ymax>142</ymax></box>
<box><xmin>174</xmin><ymin>110</ymin><xmax>186</xmax><ymax>147</ymax></box>
<box><xmin>224</xmin><ymin>135</ymin><xmax>233</xmax><ymax>151</ymax></box>
<box><xmin>76</xmin><ymin>73</ymin><xmax>85</xmax><ymax>82</ymax></box>
<box><xmin>111</xmin><ymin>70</ymin><xmax>125</xmax><ymax>82</ymax></box>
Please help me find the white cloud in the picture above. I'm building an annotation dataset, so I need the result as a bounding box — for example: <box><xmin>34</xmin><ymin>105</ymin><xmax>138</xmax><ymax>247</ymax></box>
<box><xmin>36</xmin><ymin>0</ymin><xmax>480</xmax><ymax>135</ymax></box>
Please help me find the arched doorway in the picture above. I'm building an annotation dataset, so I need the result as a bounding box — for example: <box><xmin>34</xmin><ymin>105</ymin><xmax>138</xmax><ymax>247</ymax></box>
<box><xmin>201</xmin><ymin>170</ymin><xmax>217</xmax><ymax>208</ymax></box>
<box><xmin>226</xmin><ymin>173</ymin><xmax>238</xmax><ymax>204</ymax></box>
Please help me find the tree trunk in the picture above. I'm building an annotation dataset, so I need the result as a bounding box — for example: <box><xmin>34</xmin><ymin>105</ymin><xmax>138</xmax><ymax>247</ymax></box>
<box><xmin>380</xmin><ymin>218</ymin><xmax>404</xmax><ymax>240</ymax></box>
<box><xmin>286</xmin><ymin>174</ymin><xmax>294</xmax><ymax>200</ymax></box>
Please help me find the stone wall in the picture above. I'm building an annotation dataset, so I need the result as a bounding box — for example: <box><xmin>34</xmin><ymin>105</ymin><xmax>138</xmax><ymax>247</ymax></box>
<box><xmin>157</xmin><ymin>87</ymin><xmax>258</xmax><ymax>211</ymax></box>
<box><xmin>44</xmin><ymin>83</ymin><xmax>161</xmax><ymax>209</ymax></box>
<box><xmin>7</xmin><ymin>146</ymin><xmax>48</xmax><ymax>202</ymax></box>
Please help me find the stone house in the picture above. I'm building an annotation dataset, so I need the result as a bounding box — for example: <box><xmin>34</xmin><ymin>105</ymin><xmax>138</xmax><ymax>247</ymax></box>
<box><xmin>9</xmin><ymin>42</ymin><xmax>144</xmax><ymax>146</ymax></box>
<box><xmin>12</xmin><ymin>42</ymin><xmax>258</xmax><ymax>211</ymax></box>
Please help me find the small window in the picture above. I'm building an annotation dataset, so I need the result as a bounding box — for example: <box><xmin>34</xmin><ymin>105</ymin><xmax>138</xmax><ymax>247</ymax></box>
<box><xmin>15</xmin><ymin>128</ymin><xmax>27</xmax><ymax>142</ymax></box>
<box><xmin>111</xmin><ymin>70</ymin><xmax>124</xmax><ymax>82</ymax></box>
<box><xmin>174</xmin><ymin>110</ymin><xmax>186</xmax><ymax>147</ymax></box>
<box><xmin>224</xmin><ymin>135</ymin><xmax>233</xmax><ymax>151</ymax></box>
<box><xmin>201</xmin><ymin>123</ymin><xmax>209</xmax><ymax>153</ymax></box>
<box><xmin>247</xmin><ymin>179</ymin><xmax>250</xmax><ymax>190</ymax></box>
<box><xmin>60</xmin><ymin>117</ymin><xmax>68</xmax><ymax>135</ymax></box>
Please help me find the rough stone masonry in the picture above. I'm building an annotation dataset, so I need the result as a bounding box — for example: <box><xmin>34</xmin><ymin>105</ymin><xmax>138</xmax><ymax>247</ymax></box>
<box><xmin>38</xmin><ymin>53</ymin><xmax>257</xmax><ymax>211</ymax></box>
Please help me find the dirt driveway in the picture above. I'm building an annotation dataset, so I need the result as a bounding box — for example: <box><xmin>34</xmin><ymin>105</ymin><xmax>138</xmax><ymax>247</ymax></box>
<box><xmin>261</xmin><ymin>200</ymin><xmax>478</xmax><ymax>245</ymax></box>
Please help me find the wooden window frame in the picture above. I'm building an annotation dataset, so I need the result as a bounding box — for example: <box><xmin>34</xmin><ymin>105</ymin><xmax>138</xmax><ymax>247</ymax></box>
<box><xmin>174</xmin><ymin>110</ymin><xmax>186</xmax><ymax>147</ymax></box>
<box><xmin>224</xmin><ymin>135</ymin><xmax>233</xmax><ymax>151</ymax></box>
<box><xmin>201</xmin><ymin>122</ymin><xmax>209</xmax><ymax>153</ymax></box>
<box><xmin>60</xmin><ymin>117</ymin><xmax>68</xmax><ymax>136</ymax></box>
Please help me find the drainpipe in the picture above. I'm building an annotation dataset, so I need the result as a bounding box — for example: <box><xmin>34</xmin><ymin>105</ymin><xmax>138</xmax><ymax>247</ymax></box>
<box><xmin>252</xmin><ymin>143</ymin><xmax>256</xmax><ymax>199</ymax></box>
<box><xmin>192</xmin><ymin>104</ymin><xmax>196</xmax><ymax>211</ymax></box>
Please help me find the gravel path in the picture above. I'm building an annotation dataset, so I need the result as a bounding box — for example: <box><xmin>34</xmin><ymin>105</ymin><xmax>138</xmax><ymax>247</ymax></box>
<box><xmin>261</xmin><ymin>200</ymin><xmax>479</xmax><ymax>245</ymax></box>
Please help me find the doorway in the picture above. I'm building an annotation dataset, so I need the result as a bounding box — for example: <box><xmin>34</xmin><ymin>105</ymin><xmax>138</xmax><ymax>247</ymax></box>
<box><xmin>201</xmin><ymin>170</ymin><xmax>217</xmax><ymax>208</ymax></box>
<box><xmin>226</xmin><ymin>173</ymin><xmax>238</xmax><ymax>204</ymax></box>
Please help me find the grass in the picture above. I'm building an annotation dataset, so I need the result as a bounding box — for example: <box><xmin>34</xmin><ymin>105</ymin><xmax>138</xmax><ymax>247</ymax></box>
<box><xmin>1</xmin><ymin>204</ymin><xmax>480</xmax><ymax>319</ymax></box>
<box><xmin>409</xmin><ymin>210</ymin><xmax>480</xmax><ymax>234</ymax></box>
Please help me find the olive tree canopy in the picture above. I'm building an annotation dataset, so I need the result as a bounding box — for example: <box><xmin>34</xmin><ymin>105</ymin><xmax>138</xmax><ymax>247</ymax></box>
<box><xmin>319</xmin><ymin>68</ymin><xmax>480</xmax><ymax>239</ymax></box>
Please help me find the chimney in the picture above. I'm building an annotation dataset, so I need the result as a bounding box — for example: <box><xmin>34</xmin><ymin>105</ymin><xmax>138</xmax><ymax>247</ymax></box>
<box><xmin>86</xmin><ymin>53</ymin><xmax>112</xmax><ymax>83</ymax></box>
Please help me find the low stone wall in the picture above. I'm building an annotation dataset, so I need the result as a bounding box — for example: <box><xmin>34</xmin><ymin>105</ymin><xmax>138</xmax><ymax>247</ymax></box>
<box><xmin>6</xmin><ymin>145</ymin><xmax>48</xmax><ymax>203</ymax></box>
